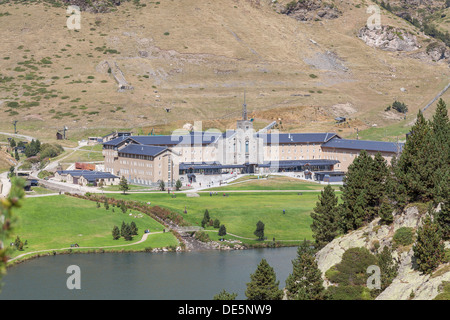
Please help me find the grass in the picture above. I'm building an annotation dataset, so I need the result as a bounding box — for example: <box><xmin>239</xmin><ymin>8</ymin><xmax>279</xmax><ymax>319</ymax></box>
<box><xmin>106</xmin><ymin>191</ymin><xmax>329</xmax><ymax>243</ymax></box>
<box><xmin>9</xmin><ymin>195</ymin><xmax>178</xmax><ymax>260</ymax></box>
<box><xmin>206</xmin><ymin>175</ymin><xmax>340</xmax><ymax>191</ymax></box>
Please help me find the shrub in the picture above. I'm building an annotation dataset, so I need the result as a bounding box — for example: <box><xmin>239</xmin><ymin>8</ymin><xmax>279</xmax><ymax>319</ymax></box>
<box><xmin>393</xmin><ymin>227</ymin><xmax>414</xmax><ymax>246</ymax></box>
<box><xmin>326</xmin><ymin>247</ymin><xmax>378</xmax><ymax>286</ymax></box>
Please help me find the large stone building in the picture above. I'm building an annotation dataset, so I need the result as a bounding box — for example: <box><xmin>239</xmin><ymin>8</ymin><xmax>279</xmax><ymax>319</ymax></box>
<box><xmin>102</xmin><ymin>104</ymin><xmax>403</xmax><ymax>187</ymax></box>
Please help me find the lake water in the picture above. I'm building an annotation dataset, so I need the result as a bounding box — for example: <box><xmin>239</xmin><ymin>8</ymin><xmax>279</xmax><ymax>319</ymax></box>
<box><xmin>0</xmin><ymin>247</ymin><xmax>298</xmax><ymax>300</ymax></box>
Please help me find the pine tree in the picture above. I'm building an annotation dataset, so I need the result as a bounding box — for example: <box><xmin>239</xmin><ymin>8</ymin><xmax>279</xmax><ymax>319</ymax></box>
<box><xmin>130</xmin><ymin>221</ymin><xmax>138</xmax><ymax>236</ymax></box>
<box><xmin>245</xmin><ymin>259</ymin><xmax>283</xmax><ymax>300</ymax></box>
<box><xmin>112</xmin><ymin>225</ymin><xmax>120</xmax><ymax>240</ymax></box>
<box><xmin>376</xmin><ymin>246</ymin><xmax>398</xmax><ymax>292</ymax></box>
<box><xmin>285</xmin><ymin>240</ymin><xmax>327</xmax><ymax>300</ymax></box>
<box><xmin>218</xmin><ymin>225</ymin><xmax>227</xmax><ymax>237</ymax></box>
<box><xmin>213</xmin><ymin>289</ymin><xmax>237</xmax><ymax>300</ymax></box>
<box><xmin>379</xmin><ymin>198</ymin><xmax>394</xmax><ymax>225</ymax></box>
<box><xmin>413</xmin><ymin>215</ymin><xmax>445</xmax><ymax>274</ymax></box>
<box><xmin>119</xmin><ymin>176</ymin><xmax>129</xmax><ymax>194</ymax></box>
<box><xmin>397</xmin><ymin>111</ymin><xmax>435</xmax><ymax>202</ymax></box>
<box><xmin>339</xmin><ymin>150</ymin><xmax>373</xmax><ymax>233</ymax></box>
<box><xmin>254</xmin><ymin>220</ymin><xmax>265</xmax><ymax>241</ymax></box>
<box><xmin>120</xmin><ymin>221</ymin><xmax>127</xmax><ymax>237</ymax></box>
<box><xmin>201</xmin><ymin>209</ymin><xmax>211</xmax><ymax>228</ymax></box>
<box><xmin>122</xmin><ymin>224</ymin><xmax>133</xmax><ymax>241</ymax></box>
<box><xmin>310</xmin><ymin>185</ymin><xmax>339</xmax><ymax>248</ymax></box>
<box><xmin>436</xmin><ymin>202</ymin><xmax>450</xmax><ymax>240</ymax></box>
<box><xmin>429</xmin><ymin>99</ymin><xmax>449</xmax><ymax>203</ymax></box>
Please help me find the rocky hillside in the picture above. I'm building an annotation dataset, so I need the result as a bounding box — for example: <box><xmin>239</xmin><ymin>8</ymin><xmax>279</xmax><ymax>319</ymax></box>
<box><xmin>0</xmin><ymin>0</ymin><xmax>449</xmax><ymax>141</ymax></box>
<box><xmin>315</xmin><ymin>204</ymin><xmax>450</xmax><ymax>300</ymax></box>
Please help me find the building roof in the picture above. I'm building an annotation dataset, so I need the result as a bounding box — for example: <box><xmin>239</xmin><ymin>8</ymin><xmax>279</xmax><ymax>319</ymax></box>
<box><xmin>257</xmin><ymin>159</ymin><xmax>340</xmax><ymax>168</ymax></box>
<box><xmin>257</xmin><ymin>133</ymin><xmax>339</xmax><ymax>144</ymax></box>
<box><xmin>322</xmin><ymin>137</ymin><xmax>403</xmax><ymax>153</ymax></box>
<box><xmin>103</xmin><ymin>131</ymin><xmax>223</xmax><ymax>147</ymax></box>
<box><xmin>80</xmin><ymin>172</ymin><xmax>119</xmax><ymax>182</ymax></box>
<box><xmin>118</xmin><ymin>144</ymin><xmax>168</xmax><ymax>157</ymax></box>
<box><xmin>57</xmin><ymin>170</ymin><xmax>118</xmax><ymax>180</ymax></box>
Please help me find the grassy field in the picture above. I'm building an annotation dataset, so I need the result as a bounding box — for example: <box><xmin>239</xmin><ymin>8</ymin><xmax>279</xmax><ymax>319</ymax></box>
<box><xmin>9</xmin><ymin>195</ymin><xmax>178</xmax><ymax>260</ymax></box>
<box><xmin>206</xmin><ymin>175</ymin><xmax>340</xmax><ymax>192</ymax></box>
<box><xmin>107</xmin><ymin>191</ymin><xmax>332</xmax><ymax>243</ymax></box>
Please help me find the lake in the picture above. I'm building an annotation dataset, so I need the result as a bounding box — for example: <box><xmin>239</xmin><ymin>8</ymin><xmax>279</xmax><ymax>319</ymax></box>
<box><xmin>0</xmin><ymin>247</ymin><xmax>298</xmax><ymax>300</ymax></box>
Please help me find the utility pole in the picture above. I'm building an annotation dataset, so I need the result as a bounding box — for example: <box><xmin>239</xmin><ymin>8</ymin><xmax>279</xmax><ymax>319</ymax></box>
<box><xmin>12</xmin><ymin>120</ymin><xmax>18</xmax><ymax>134</ymax></box>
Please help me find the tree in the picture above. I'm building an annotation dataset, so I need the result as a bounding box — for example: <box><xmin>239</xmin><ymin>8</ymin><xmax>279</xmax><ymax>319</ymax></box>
<box><xmin>254</xmin><ymin>220</ymin><xmax>265</xmax><ymax>241</ymax></box>
<box><xmin>245</xmin><ymin>259</ymin><xmax>283</xmax><ymax>300</ymax></box>
<box><xmin>120</xmin><ymin>201</ymin><xmax>127</xmax><ymax>214</ymax></box>
<box><xmin>310</xmin><ymin>185</ymin><xmax>339</xmax><ymax>248</ymax></box>
<box><xmin>413</xmin><ymin>215</ymin><xmax>445</xmax><ymax>274</ymax></box>
<box><xmin>104</xmin><ymin>198</ymin><xmax>109</xmax><ymax>210</ymax></box>
<box><xmin>285</xmin><ymin>240</ymin><xmax>328</xmax><ymax>300</ymax></box>
<box><xmin>218</xmin><ymin>224</ymin><xmax>227</xmax><ymax>237</ymax></box>
<box><xmin>159</xmin><ymin>180</ymin><xmax>165</xmax><ymax>191</ymax></box>
<box><xmin>201</xmin><ymin>209</ymin><xmax>211</xmax><ymax>228</ymax></box>
<box><xmin>379</xmin><ymin>198</ymin><xmax>394</xmax><ymax>225</ymax></box>
<box><xmin>339</xmin><ymin>150</ymin><xmax>374</xmax><ymax>233</ymax></box>
<box><xmin>122</xmin><ymin>224</ymin><xmax>133</xmax><ymax>241</ymax></box>
<box><xmin>120</xmin><ymin>221</ymin><xmax>127</xmax><ymax>237</ymax></box>
<box><xmin>175</xmin><ymin>179</ymin><xmax>182</xmax><ymax>191</ymax></box>
<box><xmin>436</xmin><ymin>201</ymin><xmax>450</xmax><ymax>240</ymax></box>
<box><xmin>130</xmin><ymin>221</ymin><xmax>138</xmax><ymax>236</ymax></box>
<box><xmin>112</xmin><ymin>225</ymin><xmax>120</xmax><ymax>240</ymax></box>
<box><xmin>119</xmin><ymin>176</ymin><xmax>129</xmax><ymax>194</ymax></box>
<box><xmin>213</xmin><ymin>218</ymin><xmax>220</xmax><ymax>229</ymax></box>
<box><xmin>1</xmin><ymin>178</ymin><xmax>25</xmax><ymax>291</ymax></box>
<box><xmin>397</xmin><ymin>111</ymin><xmax>435</xmax><ymax>202</ymax></box>
<box><xmin>9</xmin><ymin>138</ymin><xmax>16</xmax><ymax>148</ymax></box>
<box><xmin>14</xmin><ymin>149</ymin><xmax>19</xmax><ymax>161</ymax></box>
<box><xmin>429</xmin><ymin>99</ymin><xmax>449</xmax><ymax>203</ymax></box>
<box><xmin>213</xmin><ymin>289</ymin><xmax>237</xmax><ymax>300</ymax></box>
<box><xmin>376</xmin><ymin>246</ymin><xmax>398</xmax><ymax>292</ymax></box>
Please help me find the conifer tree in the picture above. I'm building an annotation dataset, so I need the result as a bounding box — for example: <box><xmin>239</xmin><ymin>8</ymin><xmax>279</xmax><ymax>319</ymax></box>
<box><xmin>429</xmin><ymin>99</ymin><xmax>449</xmax><ymax>203</ymax></box>
<box><xmin>245</xmin><ymin>259</ymin><xmax>283</xmax><ymax>300</ymax></box>
<box><xmin>213</xmin><ymin>290</ymin><xmax>237</xmax><ymax>300</ymax></box>
<box><xmin>413</xmin><ymin>215</ymin><xmax>445</xmax><ymax>274</ymax></box>
<box><xmin>285</xmin><ymin>240</ymin><xmax>327</xmax><ymax>300</ymax></box>
<box><xmin>112</xmin><ymin>225</ymin><xmax>120</xmax><ymax>240</ymax></box>
<box><xmin>130</xmin><ymin>221</ymin><xmax>138</xmax><ymax>236</ymax></box>
<box><xmin>339</xmin><ymin>150</ymin><xmax>373</xmax><ymax>233</ymax></box>
<box><xmin>397</xmin><ymin>111</ymin><xmax>435</xmax><ymax>202</ymax></box>
<box><xmin>436</xmin><ymin>202</ymin><xmax>450</xmax><ymax>240</ymax></box>
<box><xmin>218</xmin><ymin>224</ymin><xmax>227</xmax><ymax>237</ymax></box>
<box><xmin>201</xmin><ymin>209</ymin><xmax>211</xmax><ymax>228</ymax></box>
<box><xmin>119</xmin><ymin>176</ymin><xmax>129</xmax><ymax>194</ymax></box>
<box><xmin>310</xmin><ymin>185</ymin><xmax>339</xmax><ymax>248</ymax></box>
<box><xmin>254</xmin><ymin>220</ymin><xmax>265</xmax><ymax>241</ymax></box>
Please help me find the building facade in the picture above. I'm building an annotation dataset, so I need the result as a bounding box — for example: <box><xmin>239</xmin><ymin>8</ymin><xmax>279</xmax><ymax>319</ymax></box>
<box><xmin>103</xmin><ymin>112</ymin><xmax>403</xmax><ymax>186</ymax></box>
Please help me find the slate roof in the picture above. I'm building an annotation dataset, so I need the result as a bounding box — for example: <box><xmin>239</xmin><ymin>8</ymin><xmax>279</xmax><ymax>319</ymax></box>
<box><xmin>257</xmin><ymin>133</ymin><xmax>339</xmax><ymax>144</ymax></box>
<box><xmin>322</xmin><ymin>137</ymin><xmax>403</xmax><ymax>153</ymax></box>
<box><xmin>118</xmin><ymin>144</ymin><xmax>168</xmax><ymax>157</ymax></box>
<box><xmin>103</xmin><ymin>131</ymin><xmax>223</xmax><ymax>147</ymax></box>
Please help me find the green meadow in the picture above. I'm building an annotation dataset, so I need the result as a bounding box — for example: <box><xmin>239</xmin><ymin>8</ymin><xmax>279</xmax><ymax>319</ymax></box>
<box><xmin>107</xmin><ymin>191</ymin><xmax>332</xmax><ymax>243</ymax></box>
<box><xmin>9</xmin><ymin>195</ymin><xmax>178</xmax><ymax>260</ymax></box>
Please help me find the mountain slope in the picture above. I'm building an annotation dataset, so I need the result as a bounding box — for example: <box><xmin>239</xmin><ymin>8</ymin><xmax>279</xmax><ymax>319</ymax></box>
<box><xmin>0</xmin><ymin>0</ymin><xmax>448</xmax><ymax>141</ymax></box>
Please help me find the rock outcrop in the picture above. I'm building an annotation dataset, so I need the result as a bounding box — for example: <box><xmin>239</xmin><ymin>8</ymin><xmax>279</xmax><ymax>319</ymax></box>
<box><xmin>358</xmin><ymin>25</ymin><xmax>420</xmax><ymax>52</ymax></box>
<box><xmin>315</xmin><ymin>205</ymin><xmax>450</xmax><ymax>300</ymax></box>
<box><xmin>280</xmin><ymin>0</ymin><xmax>341</xmax><ymax>21</ymax></box>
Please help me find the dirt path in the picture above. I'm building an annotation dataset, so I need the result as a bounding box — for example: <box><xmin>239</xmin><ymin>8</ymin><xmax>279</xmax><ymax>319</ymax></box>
<box><xmin>7</xmin><ymin>232</ymin><xmax>161</xmax><ymax>263</ymax></box>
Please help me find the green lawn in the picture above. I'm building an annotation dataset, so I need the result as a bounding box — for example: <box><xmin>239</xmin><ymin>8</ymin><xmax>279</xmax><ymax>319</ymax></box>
<box><xmin>206</xmin><ymin>175</ymin><xmax>340</xmax><ymax>192</ymax></box>
<box><xmin>107</xmin><ymin>191</ymin><xmax>331</xmax><ymax>243</ymax></box>
<box><xmin>9</xmin><ymin>195</ymin><xmax>178</xmax><ymax>259</ymax></box>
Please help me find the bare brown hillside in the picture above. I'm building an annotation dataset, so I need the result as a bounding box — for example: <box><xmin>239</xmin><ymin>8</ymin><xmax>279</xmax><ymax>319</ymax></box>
<box><xmin>0</xmin><ymin>0</ymin><xmax>448</xmax><ymax>142</ymax></box>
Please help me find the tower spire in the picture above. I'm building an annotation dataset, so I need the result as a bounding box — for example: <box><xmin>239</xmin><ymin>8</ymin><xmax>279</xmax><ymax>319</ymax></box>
<box><xmin>243</xmin><ymin>90</ymin><xmax>247</xmax><ymax>121</ymax></box>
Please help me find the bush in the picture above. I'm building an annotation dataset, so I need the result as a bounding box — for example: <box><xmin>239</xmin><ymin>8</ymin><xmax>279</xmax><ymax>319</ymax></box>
<box><xmin>327</xmin><ymin>285</ymin><xmax>373</xmax><ymax>300</ymax></box>
<box><xmin>326</xmin><ymin>247</ymin><xmax>378</xmax><ymax>286</ymax></box>
<box><xmin>393</xmin><ymin>227</ymin><xmax>414</xmax><ymax>246</ymax></box>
